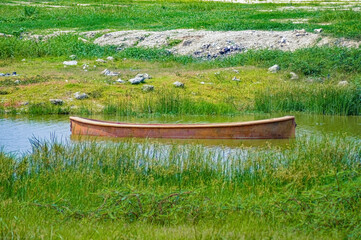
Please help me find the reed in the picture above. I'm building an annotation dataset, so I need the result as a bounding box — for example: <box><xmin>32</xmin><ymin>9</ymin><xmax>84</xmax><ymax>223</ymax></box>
<box><xmin>254</xmin><ymin>83</ymin><xmax>361</xmax><ymax>115</ymax></box>
<box><xmin>1</xmin><ymin>135</ymin><xmax>360</xmax><ymax>238</ymax></box>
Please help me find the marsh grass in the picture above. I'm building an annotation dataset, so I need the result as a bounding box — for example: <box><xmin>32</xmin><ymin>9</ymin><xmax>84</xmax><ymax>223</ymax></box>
<box><xmin>255</xmin><ymin>83</ymin><xmax>361</xmax><ymax>115</ymax></box>
<box><xmin>0</xmin><ymin>136</ymin><xmax>360</xmax><ymax>238</ymax></box>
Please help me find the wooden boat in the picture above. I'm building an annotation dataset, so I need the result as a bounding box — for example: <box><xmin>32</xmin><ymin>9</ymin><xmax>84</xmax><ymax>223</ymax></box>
<box><xmin>70</xmin><ymin>116</ymin><xmax>296</xmax><ymax>139</ymax></box>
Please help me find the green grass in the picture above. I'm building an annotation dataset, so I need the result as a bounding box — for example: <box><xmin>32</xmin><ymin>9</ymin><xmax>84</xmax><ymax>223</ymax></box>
<box><xmin>1</xmin><ymin>135</ymin><xmax>360</xmax><ymax>238</ymax></box>
<box><xmin>0</xmin><ymin>0</ymin><xmax>360</xmax><ymax>39</ymax></box>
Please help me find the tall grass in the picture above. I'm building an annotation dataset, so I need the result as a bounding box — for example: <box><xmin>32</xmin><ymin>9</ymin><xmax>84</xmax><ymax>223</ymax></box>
<box><xmin>0</xmin><ymin>136</ymin><xmax>360</xmax><ymax>238</ymax></box>
<box><xmin>254</xmin><ymin>83</ymin><xmax>361</xmax><ymax>115</ymax></box>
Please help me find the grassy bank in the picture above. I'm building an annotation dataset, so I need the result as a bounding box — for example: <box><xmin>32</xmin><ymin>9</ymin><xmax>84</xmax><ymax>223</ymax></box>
<box><xmin>1</xmin><ymin>42</ymin><xmax>360</xmax><ymax>116</ymax></box>
<box><xmin>1</xmin><ymin>136</ymin><xmax>360</xmax><ymax>238</ymax></box>
<box><xmin>0</xmin><ymin>0</ymin><xmax>361</xmax><ymax>39</ymax></box>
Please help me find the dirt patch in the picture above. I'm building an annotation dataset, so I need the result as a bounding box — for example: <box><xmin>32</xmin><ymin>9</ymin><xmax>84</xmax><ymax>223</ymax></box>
<box><xmin>93</xmin><ymin>29</ymin><xmax>361</xmax><ymax>58</ymax></box>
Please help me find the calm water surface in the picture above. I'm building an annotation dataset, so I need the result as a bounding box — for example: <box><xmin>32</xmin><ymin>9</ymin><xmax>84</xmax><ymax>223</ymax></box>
<box><xmin>1</xmin><ymin>113</ymin><xmax>360</xmax><ymax>154</ymax></box>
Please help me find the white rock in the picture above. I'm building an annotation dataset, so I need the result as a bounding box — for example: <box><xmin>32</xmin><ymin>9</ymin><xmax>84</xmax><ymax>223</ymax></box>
<box><xmin>290</xmin><ymin>72</ymin><xmax>299</xmax><ymax>80</ymax></box>
<box><xmin>116</xmin><ymin>78</ymin><xmax>126</xmax><ymax>83</ymax></box>
<box><xmin>142</xmin><ymin>85</ymin><xmax>154</xmax><ymax>92</ymax></box>
<box><xmin>129</xmin><ymin>76</ymin><xmax>145</xmax><ymax>84</ymax></box>
<box><xmin>338</xmin><ymin>80</ymin><xmax>348</xmax><ymax>86</ymax></box>
<box><xmin>63</xmin><ymin>60</ymin><xmax>77</xmax><ymax>66</ymax></box>
<box><xmin>69</xmin><ymin>55</ymin><xmax>76</xmax><ymax>59</ymax></box>
<box><xmin>173</xmin><ymin>81</ymin><xmax>184</xmax><ymax>88</ymax></box>
<box><xmin>314</xmin><ymin>28</ymin><xmax>323</xmax><ymax>33</ymax></box>
<box><xmin>74</xmin><ymin>92</ymin><xmax>89</xmax><ymax>100</ymax></box>
<box><xmin>232</xmin><ymin>77</ymin><xmax>241</xmax><ymax>82</ymax></box>
<box><xmin>14</xmin><ymin>80</ymin><xmax>21</xmax><ymax>84</ymax></box>
<box><xmin>101</xmin><ymin>69</ymin><xmax>119</xmax><ymax>76</ymax></box>
<box><xmin>21</xmin><ymin>59</ymin><xmax>26</xmax><ymax>62</ymax></box>
<box><xmin>200</xmin><ymin>82</ymin><xmax>205</xmax><ymax>85</ymax></box>
<box><xmin>78</xmin><ymin>37</ymin><xmax>88</xmax><ymax>43</ymax></box>
<box><xmin>106</xmin><ymin>56</ymin><xmax>114</xmax><ymax>61</ymax></box>
<box><xmin>268</xmin><ymin>64</ymin><xmax>280</xmax><ymax>73</ymax></box>
<box><xmin>96</xmin><ymin>59</ymin><xmax>107</xmax><ymax>63</ymax></box>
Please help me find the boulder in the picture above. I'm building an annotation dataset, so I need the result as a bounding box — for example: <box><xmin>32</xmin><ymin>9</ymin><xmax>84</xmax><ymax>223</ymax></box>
<box><xmin>129</xmin><ymin>76</ymin><xmax>145</xmax><ymax>84</ymax></box>
<box><xmin>268</xmin><ymin>64</ymin><xmax>280</xmax><ymax>73</ymax></box>
<box><xmin>142</xmin><ymin>85</ymin><xmax>154</xmax><ymax>92</ymax></box>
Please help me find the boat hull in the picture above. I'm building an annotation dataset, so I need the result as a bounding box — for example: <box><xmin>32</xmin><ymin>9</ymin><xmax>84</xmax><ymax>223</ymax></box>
<box><xmin>70</xmin><ymin>116</ymin><xmax>296</xmax><ymax>139</ymax></box>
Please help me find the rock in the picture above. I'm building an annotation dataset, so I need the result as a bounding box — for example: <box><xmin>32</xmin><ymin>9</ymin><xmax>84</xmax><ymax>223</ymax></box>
<box><xmin>14</xmin><ymin>80</ymin><xmax>20</xmax><ymax>84</ymax></box>
<box><xmin>136</xmin><ymin>73</ymin><xmax>151</xmax><ymax>79</ymax></box>
<box><xmin>96</xmin><ymin>59</ymin><xmax>106</xmax><ymax>63</ymax></box>
<box><xmin>21</xmin><ymin>101</ymin><xmax>29</xmax><ymax>106</ymax></box>
<box><xmin>0</xmin><ymin>73</ymin><xmax>5</xmax><ymax>76</ymax></box>
<box><xmin>49</xmin><ymin>99</ymin><xmax>64</xmax><ymax>105</ymax></box>
<box><xmin>101</xmin><ymin>69</ymin><xmax>119</xmax><ymax>76</ymax></box>
<box><xmin>279</xmin><ymin>37</ymin><xmax>287</xmax><ymax>44</ymax></box>
<box><xmin>12</xmin><ymin>72</ymin><xmax>17</xmax><ymax>76</ymax></box>
<box><xmin>63</xmin><ymin>60</ymin><xmax>78</xmax><ymax>66</ymax></box>
<box><xmin>268</xmin><ymin>64</ymin><xmax>280</xmax><ymax>73</ymax></box>
<box><xmin>116</xmin><ymin>78</ymin><xmax>126</xmax><ymax>83</ymax></box>
<box><xmin>74</xmin><ymin>92</ymin><xmax>89</xmax><ymax>100</ymax></box>
<box><xmin>200</xmin><ymin>82</ymin><xmax>205</xmax><ymax>85</ymax></box>
<box><xmin>232</xmin><ymin>77</ymin><xmax>241</xmax><ymax>82</ymax></box>
<box><xmin>338</xmin><ymin>80</ymin><xmax>348</xmax><ymax>86</ymax></box>
<box><xmin>232</xmin><ymin>69</ymin><xmax>239</xmax><ymax>73</ymax></box>
<box><xmin>69</xmin><ymin>55</ymin><xmax>77</xmax><ymax>59</ymax></box>
<box><xmin>173</xmin><ymin>81</ymin><xmax>184</xmax><ymax>88</ymax></box>
<box><xmin>21</xmin><ymin>59</ymin><xmax>26</xmax><ymax>62</ymax></box>
<box><xmin>129</xmin><ymin>76</ymin><xmax>145</xmax><ymax>84</ymax></box>
<box><xmin>314</xmin><ymin>28</ymin><xmax>323</xmax><ymax>33</ymax></box>
<box><xmin>294</xmin><ymin>29</ymin><xmax>307</xmax><ymax>37</ymax></box>
<box><xmin>82</xmin><ymin>64</ymin><xmax>89</xmax><ymax>70</ymax></box>
<box><xmin>106</xmin><ymin>56</ymin><xmax>114</xmax><ymax>61</ymax></box>
<box><xmin>78</xmin><ymin>37</ymin><xmax>88</xmax><ymax>43</ymax></box>
<box><xmin>290</xmin><ymin>72</ymin><xmax>299</xmax><ymax>80</ymax></box>
<box><xmin>142</xmin><ymin>85</ymin><xmax>154</xmax><ymax>92</ymax></box>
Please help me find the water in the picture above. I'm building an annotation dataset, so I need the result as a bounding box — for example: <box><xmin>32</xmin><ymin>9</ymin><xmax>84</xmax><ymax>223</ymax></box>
<box><xmin>0</xmin><ymin>113</ymin><xmax>360</xmax><ymax>154</ymax></box>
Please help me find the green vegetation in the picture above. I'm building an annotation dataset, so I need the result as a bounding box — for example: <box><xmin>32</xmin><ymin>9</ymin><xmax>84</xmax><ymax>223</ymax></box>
<box><xmin>0</xmin><ymin>0</ymin><xmax>361</xmax><ymax>39</ymax></box>
<box><xmin>1</xmin><ymin>136</ymin><xmax>360</xmax><ymax>239</ymax></box>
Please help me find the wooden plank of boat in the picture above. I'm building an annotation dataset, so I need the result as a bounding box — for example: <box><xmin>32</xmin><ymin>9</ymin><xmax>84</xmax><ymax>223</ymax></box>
<box><xmin>70</xmin><ymin>116</ymin><xmax>296</xmax><ymax>139</ymax></box>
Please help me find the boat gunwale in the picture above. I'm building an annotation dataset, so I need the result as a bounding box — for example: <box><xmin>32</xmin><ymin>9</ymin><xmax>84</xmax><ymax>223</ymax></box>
<box><xmin>70</xmin><ymin>116</ymin><xmax>295</xmax><ymax>129</ymax></box>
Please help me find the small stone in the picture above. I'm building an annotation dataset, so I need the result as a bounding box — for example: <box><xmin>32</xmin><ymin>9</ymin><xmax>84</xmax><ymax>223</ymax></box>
<box><xmin>129</xmin><ymin>76</ymin><xmax>145</xmax><ymax>84</ymax></box>
<box><xmin>268</xmin><ymin>64</ymin><xmax>280</xmax><ymax>73</ymax></box>
<box><xmin>232</xmin><ymin>77</ymin><xmax>241</xmax><ymax>82</ymax></box>
<box><xmin>232</xmin><ymin>69</ymin><xmax>239</xmax><ymax>73</ymax></box>
<box><xmin>78</xmin><ymin>37</ymin><xmax>88</xmax><ymax>43</ymax></box>
<box><xmin>200</xmin><ymin>82</ymin><xmax>205</xmax><ymax>85</ymax></box>
<box><xmin>116</xmin><ymin>78</ymin><xmax>126</xmax><ymax>83</ymax></box>
<box><xmin>14</xmin><ymin>80</ymin><xmax>20</xmax><ymax>84</ymax></box>
<box><xmin>142</xmin><ymin>85</ymin><xmax>154</xmax><ymax>92</ymax></box>
<box><xmin>290</xmin><ymin>72</ymin><xmax>299</xmax><ymax>80</ymax></box>
<box><xmin>173</xmin><ymin>81</ymin><xmax>184</xmax><ymax>88</ymax></box>
<box><xmin>280</xmin><ymin>37</ymin><xmax>287</xmax><ymax>44</ymax></box>
<box><xmin>106</xmin><ymin>56</ymin><xmax>114</xmax><ymax>61</ymax></box>
<box><xmin>69</xmin><ymin>55</ymin><xmax>77</xmax><ymax>59</ymax></box>
<box><xmin>21</xmin><ymin>59</ymin><xmax>26</xmax><ymax>62</ymax></box>
<box><xmin>74</xmin><ymin>92</ymin><xmax>89</xmax><ymax>100</ymax></box>
<box><xmin>21</xmin><ymin>101</ymin><xmax>29</xmax><ymax>106</ymax></box>
<box><xmin>338</xmin><ymin>80</ymin><xmax>348</xmax><ymax>86</ymax></box>
<box><xmin>314</xmin><ymin>28</ymin><xmax>323</xmax><ymax>33</ymax></box>
<box><xmin>101</xmin><ymin>69</ymin><xmax>119</xmax><ymax>76</ymax></box>
<box><xmin>136</xmin><ymin>73</ymin><xmax>151</xmax><ymax>79</ymax></box>
<box><xmin>82</xmin><ymin>64</ymin><xmax>89</xmax><ymax>70</ymax></box>
<box><xmin>50</xmin><ymin>99</ymin><xmax>64</xmax><ymax>105</ymax></box>
<box><xmin>96</xmin><ymin>59</ymin><xmax>106</xmax><ymax>63</ymax></box>
<box><xmin>63</xmin><ymin>60</ymin><xmax>78</xmax><ymax>66</ymax></box>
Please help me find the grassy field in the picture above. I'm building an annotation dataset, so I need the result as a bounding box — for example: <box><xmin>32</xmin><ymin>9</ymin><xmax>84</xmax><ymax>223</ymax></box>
<box><xmin>0</xmin><ymin>0</ymin><xmax>361</xmax><ymax>39</ymax></box>
<box><xmin>1</xmin><ymin>0</ymin><xmax>361</xmax><ymax>239</ymax></box>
